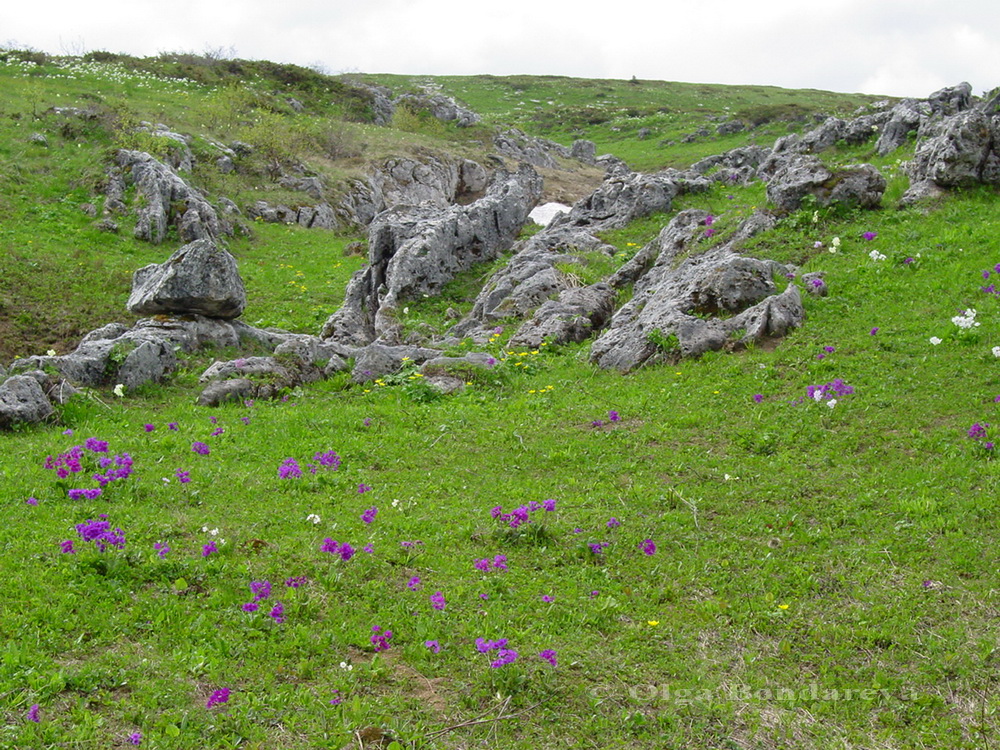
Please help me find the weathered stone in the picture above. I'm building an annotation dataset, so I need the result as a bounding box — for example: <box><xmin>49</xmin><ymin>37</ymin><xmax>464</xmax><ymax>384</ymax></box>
<box><xmin>570</xmin><ymin>139</ymin><xmax>597</xmax><ymax>164</ymax></box>
<box><xmin>904</xmin><ymin>109</ymin><xmax>1000</xmax><ymax>191</ymax></box>
<box><xmin>493</xmin><ymin>129</ymin><xmax>568</xmax><ymax>169</ymax></box>
<box><xmin>394</xmin><ymin>91</ymin><xmax>480</xmax><ymax>127</ymax></box>
<box><xmin>0</xmin><ymin>375</ymin><xmax>54</xmax><ymax>429</ymax></box>
<box><xmin>197</xmin><ymin>378</ymin><xmax>258</xmax><ymax>407</ymax></box>
<box><xmin>322</xmin><ymin>165</ymin><xmax>543</xmax><ymax>346</ymax></box>
<box><xmin>590</xmin><ymin>211</ymin><xmax>799</xmax><ymax>371</ymax></box>
<box><xmin>765</xmin><ymin>155</ymin><xmax>884</xmax><ymax>211</ymax></box>
<box><xmin>509</xmin><ymin>283</ymin><xmax>616</xmax><ymax>347</ymax></box>
<box><xmin>127</xmin><ymin>239</ymin><xmax>247</xmax><ymax>319</ymax></box>
<box><xmin>351</xmin><ymin>344</ymin><xmax>443</xmax><ymax>382</ymax></box>
<box><xmin>115</xmin><ymin>150</ymin><xmax>224</xmax><ymax>244</ymax></box>
<box><xmin>875</xmin><ymin>99</ymin><xmax>928</xmax><ymax>156</ymax></box>
<box><xmin>928</xmin><ymin>82</ymin><xmax>973</xmax><ymax>116</ymax></box>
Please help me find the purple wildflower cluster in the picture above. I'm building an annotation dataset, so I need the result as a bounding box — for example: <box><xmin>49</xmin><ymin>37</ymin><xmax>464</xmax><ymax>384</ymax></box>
<box><xmin>361</xmin><ymin>506</ymin><xmax>378</xmax><ymax>524</ymax></box>
<box><xmin>277</xmin><ymin>458</ymin><xmax>302</xmax><ymax>479</ymax></box>
<box><xmin>967</xmin><ymin>422</ymin><xmax>995</xmax><ymax>452</ymax></box>
<box><xmin>321</xmin><ymin>538</ymin><xmax>356</xmax><ymax>561</ymax></box>
<box><xmin>538</xmin><ymin>649</ymin><xmax>558</xmax><ymax>667</ymax></box>
<box><xmin>370</xmin><ymin>625</ymin><xmax>393</xmax><ymax>652</ymax></box>
<box><xmin>979</xmin><ymin>263</ymin><xmax>1000</xmax><ymax>297</ymax></box>
<box><xmin>93</xmin><ymin>453</ymin><xmax>133</xmax><ymax>487</ymax></box>
<box><xmin>806</xmin><ymin>379</ymin><xmax>855</xmax><ymax>402</ymax></box>
<box><xmin>191</xmin><ymin>441</ymin><xmax>210</xmax><ymax>456</ymax></box>
<box><xmin>476</xmin><ymin>638</ymin><xmax>518</xmax><ymax>668</ymax></box>
<box><xmin>474</xmin><ymin>554</ymin><xmax>508</xmax><ymax>572</ymax></box>
<box><xmin>430</xmin><ymin>591</ymin><xmax>446</xmax><ymax>610</ymax></box>
<box><xmin>490</xmin><ymin>498</ymin><xmax>556</xmax><ymax>529</ymax></box>
<box><xmin>75</xmin><ymin>517</ymin><xmax>125</xmax><ymax>552</ymax></box>
<box><xmin>206</xmin><ymin>688</ymin><xmax>230</xmax><ymax>709</ymax></box>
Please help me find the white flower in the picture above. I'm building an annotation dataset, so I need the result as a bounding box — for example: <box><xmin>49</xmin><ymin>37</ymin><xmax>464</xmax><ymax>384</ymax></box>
<box><xmin>992</xmin><ymin>346</ymin><xmax>1000</xmax><ymax>358</ymax></box>
<box><xmin>46</xmin><ymin>349</ymin><xmax>56</xmax><ymax>357</ymax></box>
<box><xmin>831</xmin><ymin>237</ymin><xmax>841</xmax><ymax>250</ymax></box>
<box><xmin>951</xmin><ymin>309</ymin><xmax>980</xmax><ymax>329</ymax></box>
<box><xmin>868</xmin><ymin>249</ymin><xmax>887</xmax><ymax>262</ymax></box>
<box><xmin>811</xmin><ymin>211</ymin><xmax>819</xmax><ymax>223</ymax></box>
<box><xmin>827</xmin><ymin>399</ymin><xmax>837</xmax><ymax>409</ymax></box>
<box><xmin>339</xmin><ymin>661</ymin><xmax>353</xmax><ymax>671</ymax></box>
<box><xmin>113</xmin><ymin>383</ymin><xmax>125</xmax><ymax>397</ymax></box>
<box><xmin>930</xmin><ymin>337</ymin><xmax>942</xmax><ymax>345</ymax></box>
<box><xmin>306</xmin><ymin>513</ymin><xmax>321</xmax><ymax>524</ymax></box>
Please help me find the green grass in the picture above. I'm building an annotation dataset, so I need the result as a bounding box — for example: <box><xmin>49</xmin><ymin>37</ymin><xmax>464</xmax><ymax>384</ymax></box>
<box><xmin>2</xmin><ymin>49</ymin><xmax>1000</xmax><ymax>749</ymax></box>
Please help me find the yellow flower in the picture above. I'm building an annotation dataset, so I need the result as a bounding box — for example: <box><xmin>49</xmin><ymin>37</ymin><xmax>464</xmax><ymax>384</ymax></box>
<box><xmin>778</xmin><ymin>604</ymin><xmax>789</xmax><ymax>610</ymax></box>
<box><xmin>647</xmin><ymin>620</ymin><xmax>659</xmax><ymax>626</ymax></box>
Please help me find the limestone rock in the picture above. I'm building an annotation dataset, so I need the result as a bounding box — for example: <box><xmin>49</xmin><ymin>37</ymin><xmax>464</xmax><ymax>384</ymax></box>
<box><xmin>322</xmin><ymin>165</ymin><xmax>543</xmax><ymax>346</ymax></box>
<box><xmin>0</xmin><ymin>375</ymin><xmax>55</xmax><ymax>429</ymax></box>
<box><xmin>508</xmin><ymin>283</ymin><xmax>617</xmax><ymax>348</ymax></box>
<box><xmin>765</xmin><ymin>155</ymin><xmax>885</xmax><ymax>212</ymax></box>
<box><xmin>127</xmin><ymin>239</ymin><xmax>247</xmax><ymax>319</ymax></box>
<box><xmin>115</xmin><ymin>150</ymin><xmax>225</xmax><ymax>244</ymax></box>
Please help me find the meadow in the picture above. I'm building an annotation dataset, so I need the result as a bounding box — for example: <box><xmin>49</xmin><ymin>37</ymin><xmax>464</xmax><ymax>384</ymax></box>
<box><xmin>1</xmin><ymin>49</ymin><xmax>999</xmax><ymax>749</ymax></box>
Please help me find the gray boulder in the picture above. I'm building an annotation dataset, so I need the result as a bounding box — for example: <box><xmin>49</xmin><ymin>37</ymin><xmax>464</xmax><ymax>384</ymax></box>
<box><xmin>321</xmin><ymin>165</ymin><xmax>543</xmax><ymax>346</ymax></box>
<box><xmin>494</xmin><ymin>129</ymin><xmax>568</xmax><ymax>169</ymax></box>
<box><xmin>394</xmin><ymin>91</ymin><xmax>480</xmax><ymax>127</ymax></box>
<box><xmin>875</xmin><ymin>99</ymin><xmax>928</xmax><ymax>156</ymax></box>
<box><xmin>114</xmin><ymin>150</ymin><xmax>225</xmax><ymax>244</ymax></box>
<box><xmin>351</xmin><ymin>343</ymin><xmax>443</xmax><ymax>383</ymax></box>
<box><xmin>765</xmin><ymin>155</ymin><xmax>885</xmax><ymax>212</ymax></box>
<box><xmin>590</xmin><ymin>210</ymin><xmax>800</xmax><ymax>372</ymax></box>
<box><xmin>904</xmin><ymin>109</ymin><xmax>1000</xmax><ymax>190</ymax></box>
<box><xmin>127</xmin><ymin>239</ymin><xmax>247</xmax><ymax>319</ymax></box>
<box><xmin>928</xmin><ymin>82</ymin><xmax>973</xmax><ymax>116</ymax></box>
<box><xmin>0</xmin><ymin>375</ymin><xmax>54</xmax><ymax>429</ymax></box>
<box><xmin>570</xmin><ymin>140</ymin><xmax>597</xmax><ymax>164</ymax></box>
<box><xmin>508</xmin><ymin>283</ymin><xmax>617</xmax><ymax>347</ymax></box>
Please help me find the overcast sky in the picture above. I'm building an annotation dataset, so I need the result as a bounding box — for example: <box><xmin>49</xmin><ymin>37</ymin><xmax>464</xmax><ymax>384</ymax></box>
<box><xmin>3</xmin><ymin>0</ymin><xmax>997</xmax><ymax>98</ymax></box>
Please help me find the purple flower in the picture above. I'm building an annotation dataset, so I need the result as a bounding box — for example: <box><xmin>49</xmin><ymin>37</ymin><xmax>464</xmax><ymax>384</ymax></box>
<box><xmin>250</xmin><ymin>580</ymin><xmax>271</xmax><ymax>601</ymax></box>
<box><xmin>84</xmin><ymin>438</ymin><xmax>109</xmax><ymax>453</ymax></box>
<box><xmin>703</xmin><ymin>227</ymin><xmax>716</xmax><ymax>238</ymax></box>
<box><xmin>127</xmin><ymin>731</ymin><xmax>142</xmax><ymax>746</ymax></box>
<box><xmin>241</xmin><ymin>602</ymin><xmax>259</xmax><ymax>612</ymax></box>
<box><xmin>589</xmin><ymin>541</ymin><xmax>608</xmax><ymax>555</ymax></box>
<box><xmin>608</xmin><ymin>410</ymin><xmax>621</xmax><ymax>422</ymax></box>
<box><xmin>607</xmin><ymin>517</ymin><xmax>621</xmax><ymax>529</ymax></box>
<box><xmin>474</xmin><ymin>558</ymin><xmax>490</xmax><ymax>572</ymax></box>
<box><xmin>823</xmin><ymin>346</ymin><xmax>835</xmax><ymax>353</ymax></box>
<box><xmin>591</xmin><ymin>420</ymin><xmax>603</xmax><ymax>428</ymax></box>
<box><xmin>210</xmin><ymin>427</ymin><xmax>224</xmax><ymax>437</ymax></box>
<box><xmin>704</xmin><ymin>214</ymin><xmax>715</xmax><ymax>226</ymax></box>
<box><xmin>206</xmin><ymin>688</ymin><xmax>230</xmax><ymax>709</ymax></box>
<box><xmin>542</xmin><ymin>498</ymin><xmax>556</xmax><ymax>511</ymax></box>
<box><xmin>27</xmin><ymin>704</ymin><xmax>40</xmax><ymax>722</ymax></box>
<box><xmin>862</xmin><ymin>231</ymin><xmax>877</xmax><ymax>241</ymax></box>
<box><xmin>68</xmin><ymin>488</ymin><xmax>103</xmax><ymax>500</ymax></box>
<box><xmin>357</xmin><ymin>483</ymin><xmax>372</xmax><ymax>494</ymax></box>
<box><xmin>753</xmin><ymin>394</ymin><xmax>764</xmax><ymax>403</ymax></box>
<box><xmin>175</xmin><ymin>469</ymin><xmax>191</xmax><ymax>484</ymax></box>
<box><xmin>314</xmin><ymin>450</ymin><xmax>341</xmax><ymax>469</ymax></box>
<box><xmin>475</xmin><ymin>637</ymin><xmax>508</xmax><ymax>653</ymax></box>
<box><xmin>167</xmin><ymin>422</ymin><xmax>179</xmax><ymax>431</ymax></box>
<box><xmin>285</xmin><ymin>576</ymin><xmax>307</xmax><ymax>588</ymax></box>
<box><xmin>539</xmin><ymin>649</ymin><xmax>558</xmax><ymax>667</ymax></box>
<box><xmin>425</xmin><ymin>639</ymin><xmax>441</xmax><ymax>653</ymax></box>
<box><xmin>362</xmin><ymin>544</ymin><xmax>374</xmax><ymax>554</ymax></box>
<box><xmin>25</xmin><ymin>496</ymin><xmax>38</xmax><ymax>506</ymax></box>
<box><xmin>329</xmin><ymin>690</ymin><xmax>342</xmax><ymax>706</ymax></box>
<box><xmin>154</xmin><ymin>542</ymin><xmax>170</xmax><ymax>559</ymax></box>
<box><xmin>202</xmin><ymin>541</ymin><xmax>218</xmax><ymax>557</ymax></box>
<box><xmin>370</xmin><ymin>626</ymin><xmax>393</xmax><ymax>652</ymax></box>
<box><xmin>60</xmin><ymin>539</ymin><xmax>76</xmax><ymax>554</ymax></box>
<box><xmin>810</xmin><ymin>278</ymin><xmax>825</xmax><ymax>289</ymax></box>
<box><xmin>430</xmin><ymin>591</ymin><xmax>446</xmax><ymax>610</ymax></box>
<box><xmin>407</xmin><ymin>576</ymin><xmax>422</xmax><ymax>590</ymax></box>
<box><xmin>869</xmin><ymin>327</ymin><xmax>879</xmax><ymax>335</ymax></box>
<box><xmin>490</xmin><ymin>649</ymin><xmax>519</xmax><ymax>668</ymax></box>
<box><xmin>278</xmin><ymin>458</ymin><xmax>301</xmax><ymax>479</ymax></box>
<box><xmin>540</xmin><ymin>594</ymin><xmax>554</xmax><ymax>603</ymax></box>
<box><xmin>192</xmin><ymin>441</ymin><xmax>210</xmax><ymax>456</ymax></box>
<box><xmin>967</xmin><ymin>422</ymin><xmax>989</xmax><ymax>441</ymax></box>
<box><xmin>269</xmin><ymin>601</ymin><xmax>285</xmax><ymax>624</ymax></box>
<box><xmin>640</xmin><ymin>539</ymin><xmax>657</xmax><ymax>556</ymax></box>
<box><xmin>75</xmin><ymin>518</ymin><xmax>125</xmax><ymax>552</ymax></box>
<box><xmin>493</xmin><ymin>554</ymin><xmax>508</xmax><ymax>571</ymax></box>
<box><xmin>589</xmin><ymin>590</ymin><xmax>599</xmax><ymax>597</ymax></box>
<box><xmin>361</xmin><ymin>507</ymin><xmax>378</xmax><ymax>524</ymax></box>
<box><xmin>209</xmin><ymin>416</ymin><xmax>218</xmax><ymax>425</ymax></box>
<box><xmin>363</xmin><ymin>418</ymin><xmax>372</xmax><ymax>427</ymax></box>
<box><xmin>143</xmin><ymin>424</ymin><xmax>155</xmax><ymax>432</ymax></box>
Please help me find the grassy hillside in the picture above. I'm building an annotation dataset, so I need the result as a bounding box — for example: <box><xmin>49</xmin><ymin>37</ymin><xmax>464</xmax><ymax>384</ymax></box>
<box><xmin>2</xmin><ymin>48</ymin><xmax>999</xmax><ymax>750</ymax></box>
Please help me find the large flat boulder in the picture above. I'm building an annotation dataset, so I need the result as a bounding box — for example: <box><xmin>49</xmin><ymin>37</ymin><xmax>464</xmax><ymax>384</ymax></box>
<box><xmin>127</xmin><ymin>239</ymin><xmax>247</xmax><ymax>319</ymax></box>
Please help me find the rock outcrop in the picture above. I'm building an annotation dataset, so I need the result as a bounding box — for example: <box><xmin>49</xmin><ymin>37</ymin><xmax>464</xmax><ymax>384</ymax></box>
<box><xmin>590</xmin><ymin>209</ymin><xmax>803</xmax><ymax>371</ymax></box>
<box><xmin>109</xmin><ymin>150</ymin><xmax>227</xmax><ymax>244</ymax></box>
<box><xmin>321</xmin><ymin>164</ymin><xmax>543</xmax><ymax>346</ymax></box>
<box><xmin>902</xmin><ymin>109</ymin><xmax>1000</xmax><ymax>202</ymax></box>
<box><xmin>764</xmin><ymin>155</ymin><xmax>886</xmax><ymax>212</ymax></box>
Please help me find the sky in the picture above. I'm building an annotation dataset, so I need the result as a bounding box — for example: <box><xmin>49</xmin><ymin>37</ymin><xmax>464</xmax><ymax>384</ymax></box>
<box><xmin>3</xmin><ymin>0</ymin><xmax>998</xmax><ymax>98</ymax></box>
